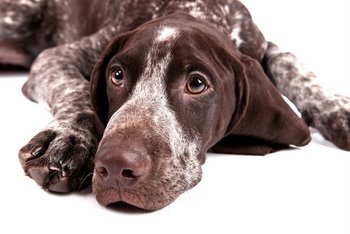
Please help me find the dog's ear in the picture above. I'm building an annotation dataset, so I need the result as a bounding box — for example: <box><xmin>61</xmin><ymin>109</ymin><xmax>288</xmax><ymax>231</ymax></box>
<box><xmin>90</xmin><ymin>32</ymin><xmax>132</xmax><ymax>132</ymax></box>
<box><xmin>212</xmin><ymin>55</ymin><xmax>310</xmax><ymax>155</ymax></box>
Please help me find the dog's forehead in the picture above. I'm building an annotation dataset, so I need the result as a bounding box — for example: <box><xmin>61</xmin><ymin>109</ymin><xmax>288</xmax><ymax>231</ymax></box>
<box><xmin>117</xmin><ymin>20</ymin><xmax>234</xmax><ymax>82</ymax></box>
<box><xmin>124</xmin><ymin>15</ymin><xmax>233</xmax><ymax>58</ymax></box>
<box><xmin>156</xmin><ymin>26</ymin><xmax>179</xmax><ymax>42</ymax></box>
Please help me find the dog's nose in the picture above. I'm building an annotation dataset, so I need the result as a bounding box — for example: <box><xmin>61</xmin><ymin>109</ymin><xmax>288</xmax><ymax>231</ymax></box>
<box><xmin>95</xmin><ymin>144</ymin><xmax>151</xmax><ymax>187</ymax></box>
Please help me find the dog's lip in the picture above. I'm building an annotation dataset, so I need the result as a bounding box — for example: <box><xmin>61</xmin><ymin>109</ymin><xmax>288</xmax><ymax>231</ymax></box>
<box><xmin>94</xmin><ymin>185</ymin><xmax>172</xmax><ymax>211</ymax></box>
<box><xmin>94</xmin><ymin>186</ymin><xmax>121</xmax><ymax>206</ymax></box>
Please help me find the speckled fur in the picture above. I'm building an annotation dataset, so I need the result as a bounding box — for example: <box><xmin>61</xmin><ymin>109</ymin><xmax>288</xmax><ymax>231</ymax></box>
<box><xmin>1</xmin><ymin>0</ymin><xmax>348</xmax><ymax>209</ymax></box>
<box><xmin>263</xmin><ymin>43</ymin><xmax>350</xmax><ymax>149</ymax></box>
<box><xmin>1</xmin><ymin>0</ymin><xmax>265</xmax><ymax>197</ymax></box>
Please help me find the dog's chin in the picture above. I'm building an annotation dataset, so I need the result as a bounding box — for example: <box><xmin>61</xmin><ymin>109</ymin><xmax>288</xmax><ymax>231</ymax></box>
<box><xmin>93</xmin><ymin>185</ymin><xmax>179</xmax><ymax>211</ymax></box>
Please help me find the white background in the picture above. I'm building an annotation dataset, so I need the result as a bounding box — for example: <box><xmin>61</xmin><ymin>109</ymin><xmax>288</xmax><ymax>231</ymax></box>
<box><xmin>0</xmin><ymin>0</ymin><xmax>349</xmax><ymax>233</ymax></box>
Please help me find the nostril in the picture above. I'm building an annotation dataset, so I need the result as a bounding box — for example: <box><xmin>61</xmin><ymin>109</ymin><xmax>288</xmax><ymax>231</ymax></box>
<box><xmin>97</xmin><ymin>166</ymin><xmax>108</xmax><ymax>178</ymax></box>
<box><xmin>95</xmin><ymin>143</ymin><xmax>152</xmax><ymax>188</ymax></box>
<box><xmin>121</xmin><ymin>169</ymin><xmax>137</xmax><ymax>179</ymax></box>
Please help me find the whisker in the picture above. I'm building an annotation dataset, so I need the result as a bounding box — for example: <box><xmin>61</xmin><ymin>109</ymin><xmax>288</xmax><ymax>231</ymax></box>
<box><xmin>78</xmin><ymin>172</ymin><xmax>94</xmax><ymax>190</ymax></box>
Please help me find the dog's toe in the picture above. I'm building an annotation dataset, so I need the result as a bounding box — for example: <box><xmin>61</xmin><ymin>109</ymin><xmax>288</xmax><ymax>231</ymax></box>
<box><xmin>26</xmin><ymin>163</ymin><xmax>71</xmax><ymax>193</ymax></box>
<box><xmin>19</xmin><ymin>130</ymin><xmax>56</xmax><ymax>166</ymax></box>
<box><xmin>47</xmin><ymin>176</ymin><xmax>70</xmax><ymax>193</ymax></box>
<box><xmin>27</xmin><ymin>166</ymin><xmax>50</xmax><ymax>187</ymax></box>
<box><xmin>18</xmin><ymin>121</ymin><xmax>97</xmax><ymax>193</ymax></box>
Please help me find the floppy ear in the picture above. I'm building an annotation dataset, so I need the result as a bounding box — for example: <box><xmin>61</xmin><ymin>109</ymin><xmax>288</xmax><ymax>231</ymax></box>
<box><xmin>212</xmin><ymin>55</ymin><xmax>310</xmax><ymax>155</ymax></box>
<box><xmin>90</xmin><ymin>32</ymin><xmax>132</xmax><ymax>133</ymax></box>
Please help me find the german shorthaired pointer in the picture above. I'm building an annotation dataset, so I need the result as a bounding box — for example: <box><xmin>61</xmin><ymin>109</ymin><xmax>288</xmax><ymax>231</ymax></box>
<box><xmin>1</xmin><ymin>0</ymin><xmax>349</xmax><ymax>210</ymax></box>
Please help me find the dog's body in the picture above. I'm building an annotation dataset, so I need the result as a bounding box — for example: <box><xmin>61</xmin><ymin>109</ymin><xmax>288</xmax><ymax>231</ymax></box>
<box><xmin>1</xmin><ymin>0</ymin><xmax>349</xmax><ymax>210</ymax></box>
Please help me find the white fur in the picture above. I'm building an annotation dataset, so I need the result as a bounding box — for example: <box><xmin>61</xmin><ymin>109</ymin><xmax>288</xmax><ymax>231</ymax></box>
<box><xmin>3</xmin><ymin>16</ymin><xmax>15</xmax><ymax>25</ymax></box>
<box><xmin>18</xmin><ymin>0</ymin><xmax>40</xmax><ymax>6</ymax></box>
<box><xmin>179</xmin><ymin>1</ymin><xmax>205</xmax><ymax>19</ymax></box>
<box><xmin>156</xmin><ymin>26</ymin><xmax>178</xmax><ymax>42</ymax></box>
<box><xmin>230</xmin><ymin>27</ymin><xmax>243</xmax><ymax>47</ymax></box>
<box><xmin>230</xmin><ymin>12</ymin><xmax>244</xmax><ymax>47</ymax></box>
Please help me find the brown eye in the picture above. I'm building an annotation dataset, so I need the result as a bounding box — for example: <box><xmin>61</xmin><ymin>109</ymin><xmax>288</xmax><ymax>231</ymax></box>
<box><xmin>186</xmin><ymin>74</ymin><xmax>208</xmax><ymax>94</ymax></box>
<box><xmin>110</xmin><ymin>66</ymin><xmax>124</xmax><ymax>86</ymax></box>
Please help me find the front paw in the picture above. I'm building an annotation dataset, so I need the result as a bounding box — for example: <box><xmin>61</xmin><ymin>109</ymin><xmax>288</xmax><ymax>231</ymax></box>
<box><xmin>19</xmin><ymin>120</ymin><xmax>98</xmax><ymax>193</ymax></box>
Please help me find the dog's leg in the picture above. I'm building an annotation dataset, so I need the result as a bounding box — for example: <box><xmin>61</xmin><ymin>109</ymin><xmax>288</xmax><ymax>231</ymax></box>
<box><xmin>18</xmin><ymin>27</ymin><xmax>116</xmax><ymax>193</ymax></box>
<box><xmin>263</xmin><ymin>42</ymin><xmax>350</xmax><ymax>150</ymax></box>
<box><xmin>0</xmin><ymin>0</ymin><xmax>47</xmax><ymax>67</ymax></box>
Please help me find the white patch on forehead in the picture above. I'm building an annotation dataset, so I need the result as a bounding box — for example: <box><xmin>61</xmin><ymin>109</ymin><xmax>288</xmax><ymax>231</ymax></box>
<box><xmin>156</xmin><ymin>26</ymin><xmax>179</xmax><ymax>42</ymax></box>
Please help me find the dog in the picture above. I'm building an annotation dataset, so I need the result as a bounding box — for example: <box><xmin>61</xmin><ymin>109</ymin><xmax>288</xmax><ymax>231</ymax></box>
<box><xmin>1</xmin><ymin>0</ymin><xmax>349</xmax><ymax>210</ymax></box>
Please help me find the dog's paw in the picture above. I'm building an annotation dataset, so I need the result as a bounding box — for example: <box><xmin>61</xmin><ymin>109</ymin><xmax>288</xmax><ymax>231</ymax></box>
<box><xmin>19</xmin><ymin>120</ymin><xmax>98</xmax><ymax>193</ymax></box>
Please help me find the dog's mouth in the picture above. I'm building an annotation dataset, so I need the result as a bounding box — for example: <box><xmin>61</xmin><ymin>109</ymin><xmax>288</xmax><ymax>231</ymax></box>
<box><xmin>92</xmin><ymin>180</ymin><xmax>191</xmax><ymax>211</ymax></box>
<box><xmin>92</xmin><ymin>162</ymin><xmax>203</xmax><ymax>211</ymax></box>
<box><xmin>93</xmin><ymin>187</ymin><xmax>172</xmax><ymax>211</ymax></box>
<box><xmin>92</xmin><ymin>134</ymin><xmax>204</xmax><ymax>210</ymax></box>
<box><xmin>106</xmin><ymin>201</ymin><xmax>152</xmax><ymax>213</ymax></box>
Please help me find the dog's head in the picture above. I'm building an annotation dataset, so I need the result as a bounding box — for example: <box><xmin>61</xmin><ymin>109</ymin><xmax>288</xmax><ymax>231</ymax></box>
<box><xmin>90</xmin><ymin>13</ymin><xmax>310</xmax><ymax>210</ymax></box>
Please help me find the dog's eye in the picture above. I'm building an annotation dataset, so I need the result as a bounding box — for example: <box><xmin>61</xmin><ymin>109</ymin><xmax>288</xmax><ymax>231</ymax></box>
<box><xmin>110</xmin><ymin>66</ymin><xmax>124</xmax><ymax>86</ymax></box>
<box><xmin>186</xmin><ymin>73</ymin><xmax>208</xmax><ymax>94</ymax></box>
